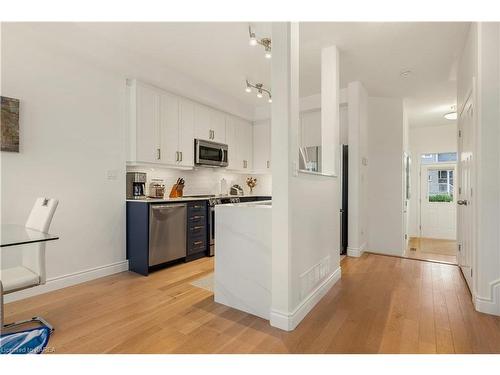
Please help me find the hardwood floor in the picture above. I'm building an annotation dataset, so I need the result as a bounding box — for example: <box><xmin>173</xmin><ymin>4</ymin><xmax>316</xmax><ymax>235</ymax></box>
<box><xmin>4</xmin><ymin>253</ymin><xmax>500</xmax><ymax>353</ymax></box>
<box><xmin>404</xmin><ymin>237</ymin><xmax>457</xmax><ymax>264</ymax></box>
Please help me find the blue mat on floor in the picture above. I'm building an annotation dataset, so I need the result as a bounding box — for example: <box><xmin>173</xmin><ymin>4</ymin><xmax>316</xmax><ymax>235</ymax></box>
<box><xmin>0</xmin><ymin>326</ymin><xmax>51</xmax><ymax>354</ymax></box>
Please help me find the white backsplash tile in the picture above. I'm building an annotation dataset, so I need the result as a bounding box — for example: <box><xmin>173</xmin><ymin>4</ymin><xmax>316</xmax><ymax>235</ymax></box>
<box><xmin>127</xmin><ymin>165</ymin><xmax>272</xmax><ymax>197</ymax></box>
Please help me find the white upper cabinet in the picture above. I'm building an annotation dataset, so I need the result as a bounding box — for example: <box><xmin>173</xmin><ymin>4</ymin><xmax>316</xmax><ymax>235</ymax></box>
<box><xmin>225</xmin><ymin>116</ymin><xmax>253</xmax><ymax>172</ymax></box>
<box><xmin>194</xmin><ymin>103</ymin><xmax>226</xmax><ymax>143</ymax></box>
<box><xmin>253</xmin><ymin>120</ymin><xmax>271</xmax><ymax>172</ymax></box>
<box><xmin>178</xmin><ymin>99</ymin><xmax>195</xmax><ymax>167</ymax></box>
<box><xmin>133</xmin><ymin>81</ymin><xmax>161</xmax><ymax>163</ymax></box>
<box><xmin>194</xmin><ymin>104</ymin><xmax>211</xmax><ymax>141</ymax></box>
<box><xmin>210</xmin><ymin>109</ymin><xmax>226</xmax><ymax>143</ymax></box>
<box><xmin>300</xmin><ymin>110</ymin><xmax>321</xmax><ymax>147</ymax></box>
<box><xmin>240</xmin><ymin>119</ymin><xmax>253</xmax><ymax>170</ymax></box>
<box><xmin>128</xmin><ymin>79</ymin><xmax>193</xmax><ymax>167</ymax></box>
<box><xmin>128</xmin><ymin>79</ymin><xmax>248</xmax><ymax>170</ymax></box>
<box><xmin>159</xmin><ymin>92</ymin><xmax>180</xmax><ymax>165</ymax></box>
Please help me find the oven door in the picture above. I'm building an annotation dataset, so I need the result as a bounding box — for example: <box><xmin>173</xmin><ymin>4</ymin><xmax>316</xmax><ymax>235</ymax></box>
<box><xmin>195</xmin><ymin>139</ymin><xmax>228</xmax><ymax>167</ymax></box>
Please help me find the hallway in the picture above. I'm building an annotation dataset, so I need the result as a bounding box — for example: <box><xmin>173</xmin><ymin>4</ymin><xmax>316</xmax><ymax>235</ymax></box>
<box><xmin>4</xmin><ymin>253</ymin><xmax>500</xmax><ymax>353</ymax></box>
<box><xmin>405</xmin><ymin>237</ymin><xmax>457</xmax><ymax>264</ymax></box>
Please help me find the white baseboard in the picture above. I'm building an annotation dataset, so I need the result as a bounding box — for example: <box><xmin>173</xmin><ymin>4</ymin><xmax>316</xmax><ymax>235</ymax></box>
<box><xmin>5</xmin><ymin>260</ymin><xmax>129</xmax><ymax>303</ymax></box>
<box><xmin>270</xmin><ymin>266</ymin><xmax>341</xmax><ymax>331</ymax></box>
<box><xmin>475</xmin><ymin>278</ymin><xmax>500</xmax><ymax>316</ymax></box>
<box><xmin>347</xmin><ymin>242</ymin><xmax>366</xmax><ymax>257</ymax></box>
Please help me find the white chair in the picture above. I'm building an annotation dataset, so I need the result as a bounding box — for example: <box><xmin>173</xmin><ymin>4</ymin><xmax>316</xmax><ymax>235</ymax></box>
<box><xmin>0</xmin><ymin>197</ymin><xmax>58</xmax><ymax>333</ymax></box>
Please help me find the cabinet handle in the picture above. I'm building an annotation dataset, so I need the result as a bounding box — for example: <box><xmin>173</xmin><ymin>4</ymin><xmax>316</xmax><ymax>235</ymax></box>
<box><xmin>267</xmin><ymin>160</ymin><xmax>270</xmax><ymax>168</ymax></box>
<box><xmin>180</xmin><ymin>151</ymin><xmax>183</xmax><ymax>162</ymax></box>
<box><xmin>191</xmin><ymin>215</ymin><xmax>203</xmax><ymax>220</ymax></box>
<box><xmin>193</xmin><ymin>240</ymin><xmax>203</xmax><ymax>246</ymax></box>
<box><xmin>175</xmin><ymin>151</ymin><xmax>179</xmax><ymax>162</ymax></box>
<box><xmin>157</xmin><ymin>148</ymin><xmax>161</xmax><ymax>160</ymax></box>
<box><xmin>191</xmin><ymin>226</ymin><xmax>203</xmax><ymax>230</ymax></box>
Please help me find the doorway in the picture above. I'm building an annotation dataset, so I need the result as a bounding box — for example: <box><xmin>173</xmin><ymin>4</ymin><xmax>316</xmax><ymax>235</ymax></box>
<box><xmin>405</xmin><ymin>153</ymin><xmax>458</xmax><ymax>264</ymax></box>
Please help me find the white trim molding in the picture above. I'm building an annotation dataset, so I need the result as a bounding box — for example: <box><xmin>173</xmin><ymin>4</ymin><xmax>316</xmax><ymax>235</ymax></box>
<box><xmin>475</xmin><ymin>278</ymin><xmax>500</xmax><ymax>315</ymax></box>
<box><xmin>5</xmin><ymin>260</ymin><xmax>129</xmax><ymax>303</ymax></box>
<box><xmin>347</xmin><ymin>242</ymin><xmax>366</xmax><ymax>257</ymax></box>
<box><xmin>270</xmin><ymin>266</ymin><xmax>341</xmax><ymax>331</ymax></box>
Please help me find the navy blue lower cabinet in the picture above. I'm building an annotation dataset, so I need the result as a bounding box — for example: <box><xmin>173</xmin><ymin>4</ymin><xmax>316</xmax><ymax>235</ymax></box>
<box><xmin>126</xmin><ymin>201</ymin><xmax>150</xmax><ymax>276</ymax></box>
<box><xmin>186</xmin><ymin>201</ymin><xmax>209</xmax><ymax>261</ymax></box>
<box><xmin>127</xmin><ymin>200</ymin><xmax>210</xmax><ymax>276</ymax></box>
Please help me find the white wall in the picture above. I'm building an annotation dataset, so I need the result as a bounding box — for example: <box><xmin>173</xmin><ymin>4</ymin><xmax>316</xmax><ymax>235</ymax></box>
<box><xmin>367</xmin><ymin>97</ymin><xmax>405</xmax><ymax>256</ymax></box>
<box><xmin>408</xmin><ymin>124</ymin><xmax>457</xmax><ymax>237</ymax></box>
<box><xmin>127</xmin><ymin>166</ymin><xmax>272</xmax><ymax>197</ymax></box>
<box><xmin>456</xmin><ymin>22</ymin><xmax>500</xmax><ymax>316</ymax></box>
<box><xmin>473</xmin><ymin>23</ymin><xmax>500</xmax><ymax>315</ymax></box>
<box><xmin>1</xmin><ymin>23</ymin><xmax>128</xmax><ymax>301</ymax></box>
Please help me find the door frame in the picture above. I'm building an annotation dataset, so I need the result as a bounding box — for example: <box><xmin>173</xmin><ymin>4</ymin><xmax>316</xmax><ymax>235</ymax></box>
<box><xmin>419</xmin><ymin>162</ymin><xmax>457</xmax><ymax>239</ymax></box>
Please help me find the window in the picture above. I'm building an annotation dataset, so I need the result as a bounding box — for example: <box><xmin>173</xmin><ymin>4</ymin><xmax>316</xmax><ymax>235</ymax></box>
<box><xmin>428</xmin><ymin>169</ymin><xmax>454</xmax><ymax>202</ymax></box>
<box><xmin>421</xmin><ymin>152</ymin><xmax>457</xmax><ymax>165</ymax></box>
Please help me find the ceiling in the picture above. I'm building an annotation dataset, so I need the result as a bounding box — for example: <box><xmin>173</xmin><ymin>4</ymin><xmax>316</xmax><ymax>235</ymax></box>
<box><xmin>18</xmin><ymin>22</ymin><xmax>470</xmax><ymax>127</ymax></box>
<box><xmin>73</xmin><ymin>22</ymin><xmax>273</xmax><ymax>108</ymax></box>
<box><xmin>299</xmin><ymin>22</ymin><xmax>470</xmax><ymax>128</ymax></box>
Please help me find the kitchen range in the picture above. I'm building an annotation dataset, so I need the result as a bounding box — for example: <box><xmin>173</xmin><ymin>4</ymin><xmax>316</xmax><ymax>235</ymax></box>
<box><xmin>126</xmin><ymin>172</ymin><xmax>271</xmax><ymax>276</ymax></box>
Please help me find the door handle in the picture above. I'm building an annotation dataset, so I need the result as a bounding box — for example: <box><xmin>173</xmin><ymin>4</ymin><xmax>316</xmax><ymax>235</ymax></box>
<box><xmin>457</xmin><ymin>200</ymin><xmax>468</xmax><ymax>206</ymax></box>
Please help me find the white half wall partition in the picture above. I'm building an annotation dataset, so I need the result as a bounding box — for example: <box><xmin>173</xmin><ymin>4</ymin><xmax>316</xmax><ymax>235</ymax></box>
<box><xmin>270</xmin><ymin>22</ymin><xmax>341</xmax><ymax>331</ymax></box>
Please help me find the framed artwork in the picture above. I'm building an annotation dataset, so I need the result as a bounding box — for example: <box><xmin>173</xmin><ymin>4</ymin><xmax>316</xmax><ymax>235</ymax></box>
<box><xmin>1</xmin><ymin>96</ymin><xmax>20</xmax><ymax>152</ymax></box>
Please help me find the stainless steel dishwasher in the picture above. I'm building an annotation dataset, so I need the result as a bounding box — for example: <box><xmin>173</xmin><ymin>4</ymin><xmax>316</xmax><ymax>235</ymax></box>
<box><xmin>149</xmin><ymin>204</ymin><xmax>187</xmax><ymax>266</ymax></box>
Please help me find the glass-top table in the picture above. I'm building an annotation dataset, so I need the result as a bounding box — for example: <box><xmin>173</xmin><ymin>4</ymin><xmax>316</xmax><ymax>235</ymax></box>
<box><xmin>0</xmin><ymin>224</ymin><xmax>59</xmax><ymax>248</ymax></box>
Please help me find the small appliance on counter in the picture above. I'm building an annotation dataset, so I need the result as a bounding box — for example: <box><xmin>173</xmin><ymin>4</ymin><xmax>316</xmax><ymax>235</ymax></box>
<box><xmin>126</xmin><ymin>172</ymin><xmax>147</xmax><ymax>199</ymax></box>
<box><xmin>149</xmin><ymin>179</ymin><xmax>165</xmax><ymax>199</ymax></box>
<box><xmin>230</xmin><ymin>184</ymin><xmax>244</xmax><ymax>196</ymax></box>
<box><xmin>169</xmin><ymin>178</ymin><xmax>185</xmax><ymax>198</ymax></box>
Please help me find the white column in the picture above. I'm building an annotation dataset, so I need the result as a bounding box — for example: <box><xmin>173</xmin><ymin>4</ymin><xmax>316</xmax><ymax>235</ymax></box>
<box><xmin>270</xmin><ymin>22</ymin><xmax>299</xmax><ymax>330</ymax></box>
<box><xmin>347</xmin><ymin>81</ymin><xmax>369</xmax><ymax>257</ymax></box>
<box><xmin>321</xmin><ymin>46</ymin><xmax>340</xmax><ymax>176</ymax></box>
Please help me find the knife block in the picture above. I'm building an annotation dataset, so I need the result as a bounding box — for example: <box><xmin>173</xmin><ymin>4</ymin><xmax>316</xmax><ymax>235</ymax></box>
<box><xmin>169</xmin><ymin>183</ymin><xmax>184</xmax><ymax>198</ymax></box>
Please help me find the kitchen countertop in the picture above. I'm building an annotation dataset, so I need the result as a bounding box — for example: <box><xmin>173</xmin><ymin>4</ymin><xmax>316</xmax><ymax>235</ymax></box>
<box><xmin>126</xmin><ymin>195</ymin><xmax>271</xmax><ymax>203</ymax></box>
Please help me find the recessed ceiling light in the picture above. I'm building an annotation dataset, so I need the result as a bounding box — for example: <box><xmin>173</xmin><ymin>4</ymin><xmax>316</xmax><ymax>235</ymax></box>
<box><xmin>444</xmin><ymin>112</ymin><xmax>457</xmax><ymax>120</ymax></box>
<box><xmin>400</xmin><ymin>70</ymin><xmax>412</xmax><ymax>78</ymax></box>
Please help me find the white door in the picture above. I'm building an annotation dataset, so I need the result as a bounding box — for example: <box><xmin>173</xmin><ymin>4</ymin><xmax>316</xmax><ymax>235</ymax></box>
<box><xmin>178</xmin><ymin>99</ymin><xmax>195</xmax><ymax>167</ymax></box>
<box><xmin>159</xmin><ymin>92</ymin><xmax>179</xmax><ymax>165</ymax></box>
<box><xmin>457</xmin><ymin>90</ymin><xmax>474</xmax><ymax>289</ymax></box>
<box><xmin>420</xmin><ymin>163</ymin><xmax>457</xmax><ymax>240</ymax></box>
<box><xmin>135</xmin><ymin>82</ymin><xmax>161</xmax><ymax>163</ymax></box>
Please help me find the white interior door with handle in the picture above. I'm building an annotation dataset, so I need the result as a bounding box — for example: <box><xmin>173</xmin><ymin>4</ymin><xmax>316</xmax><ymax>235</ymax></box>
<box><xmin>457</xmin><ymin>90</ymin><xmax>474</xmax><ymax>290</ymax></box>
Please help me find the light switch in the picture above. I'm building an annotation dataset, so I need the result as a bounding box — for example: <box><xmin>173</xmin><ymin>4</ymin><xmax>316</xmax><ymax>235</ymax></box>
<box><xmin>107</xmin><ymin>170</ymin><xmax>118</xmax><ymax>180</ymax></box>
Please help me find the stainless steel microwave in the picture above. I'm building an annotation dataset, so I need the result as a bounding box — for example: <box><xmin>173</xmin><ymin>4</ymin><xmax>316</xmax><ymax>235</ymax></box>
<box><xmin>195</xmin><ymin>139</ymin><xmax>228</xmax><ymax>167</ymax></box>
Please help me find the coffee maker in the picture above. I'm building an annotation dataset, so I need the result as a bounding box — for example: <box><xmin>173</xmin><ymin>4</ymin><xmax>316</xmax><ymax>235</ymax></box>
<box><xmin>126</xmin><ymin>172</ymin><xmax>147</xmax><ymax>199</ymax></box>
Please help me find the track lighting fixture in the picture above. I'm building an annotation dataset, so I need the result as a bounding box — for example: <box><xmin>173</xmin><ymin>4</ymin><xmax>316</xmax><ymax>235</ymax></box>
<box><xmin>248</xmin><ymin>26</ymin><xmax>272</xmax><ymax>59</ymax></box>
<box><xmin>245</xmin><ymin>80</ymin><xmax>272</xmax><ymax>103</ymax></box>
